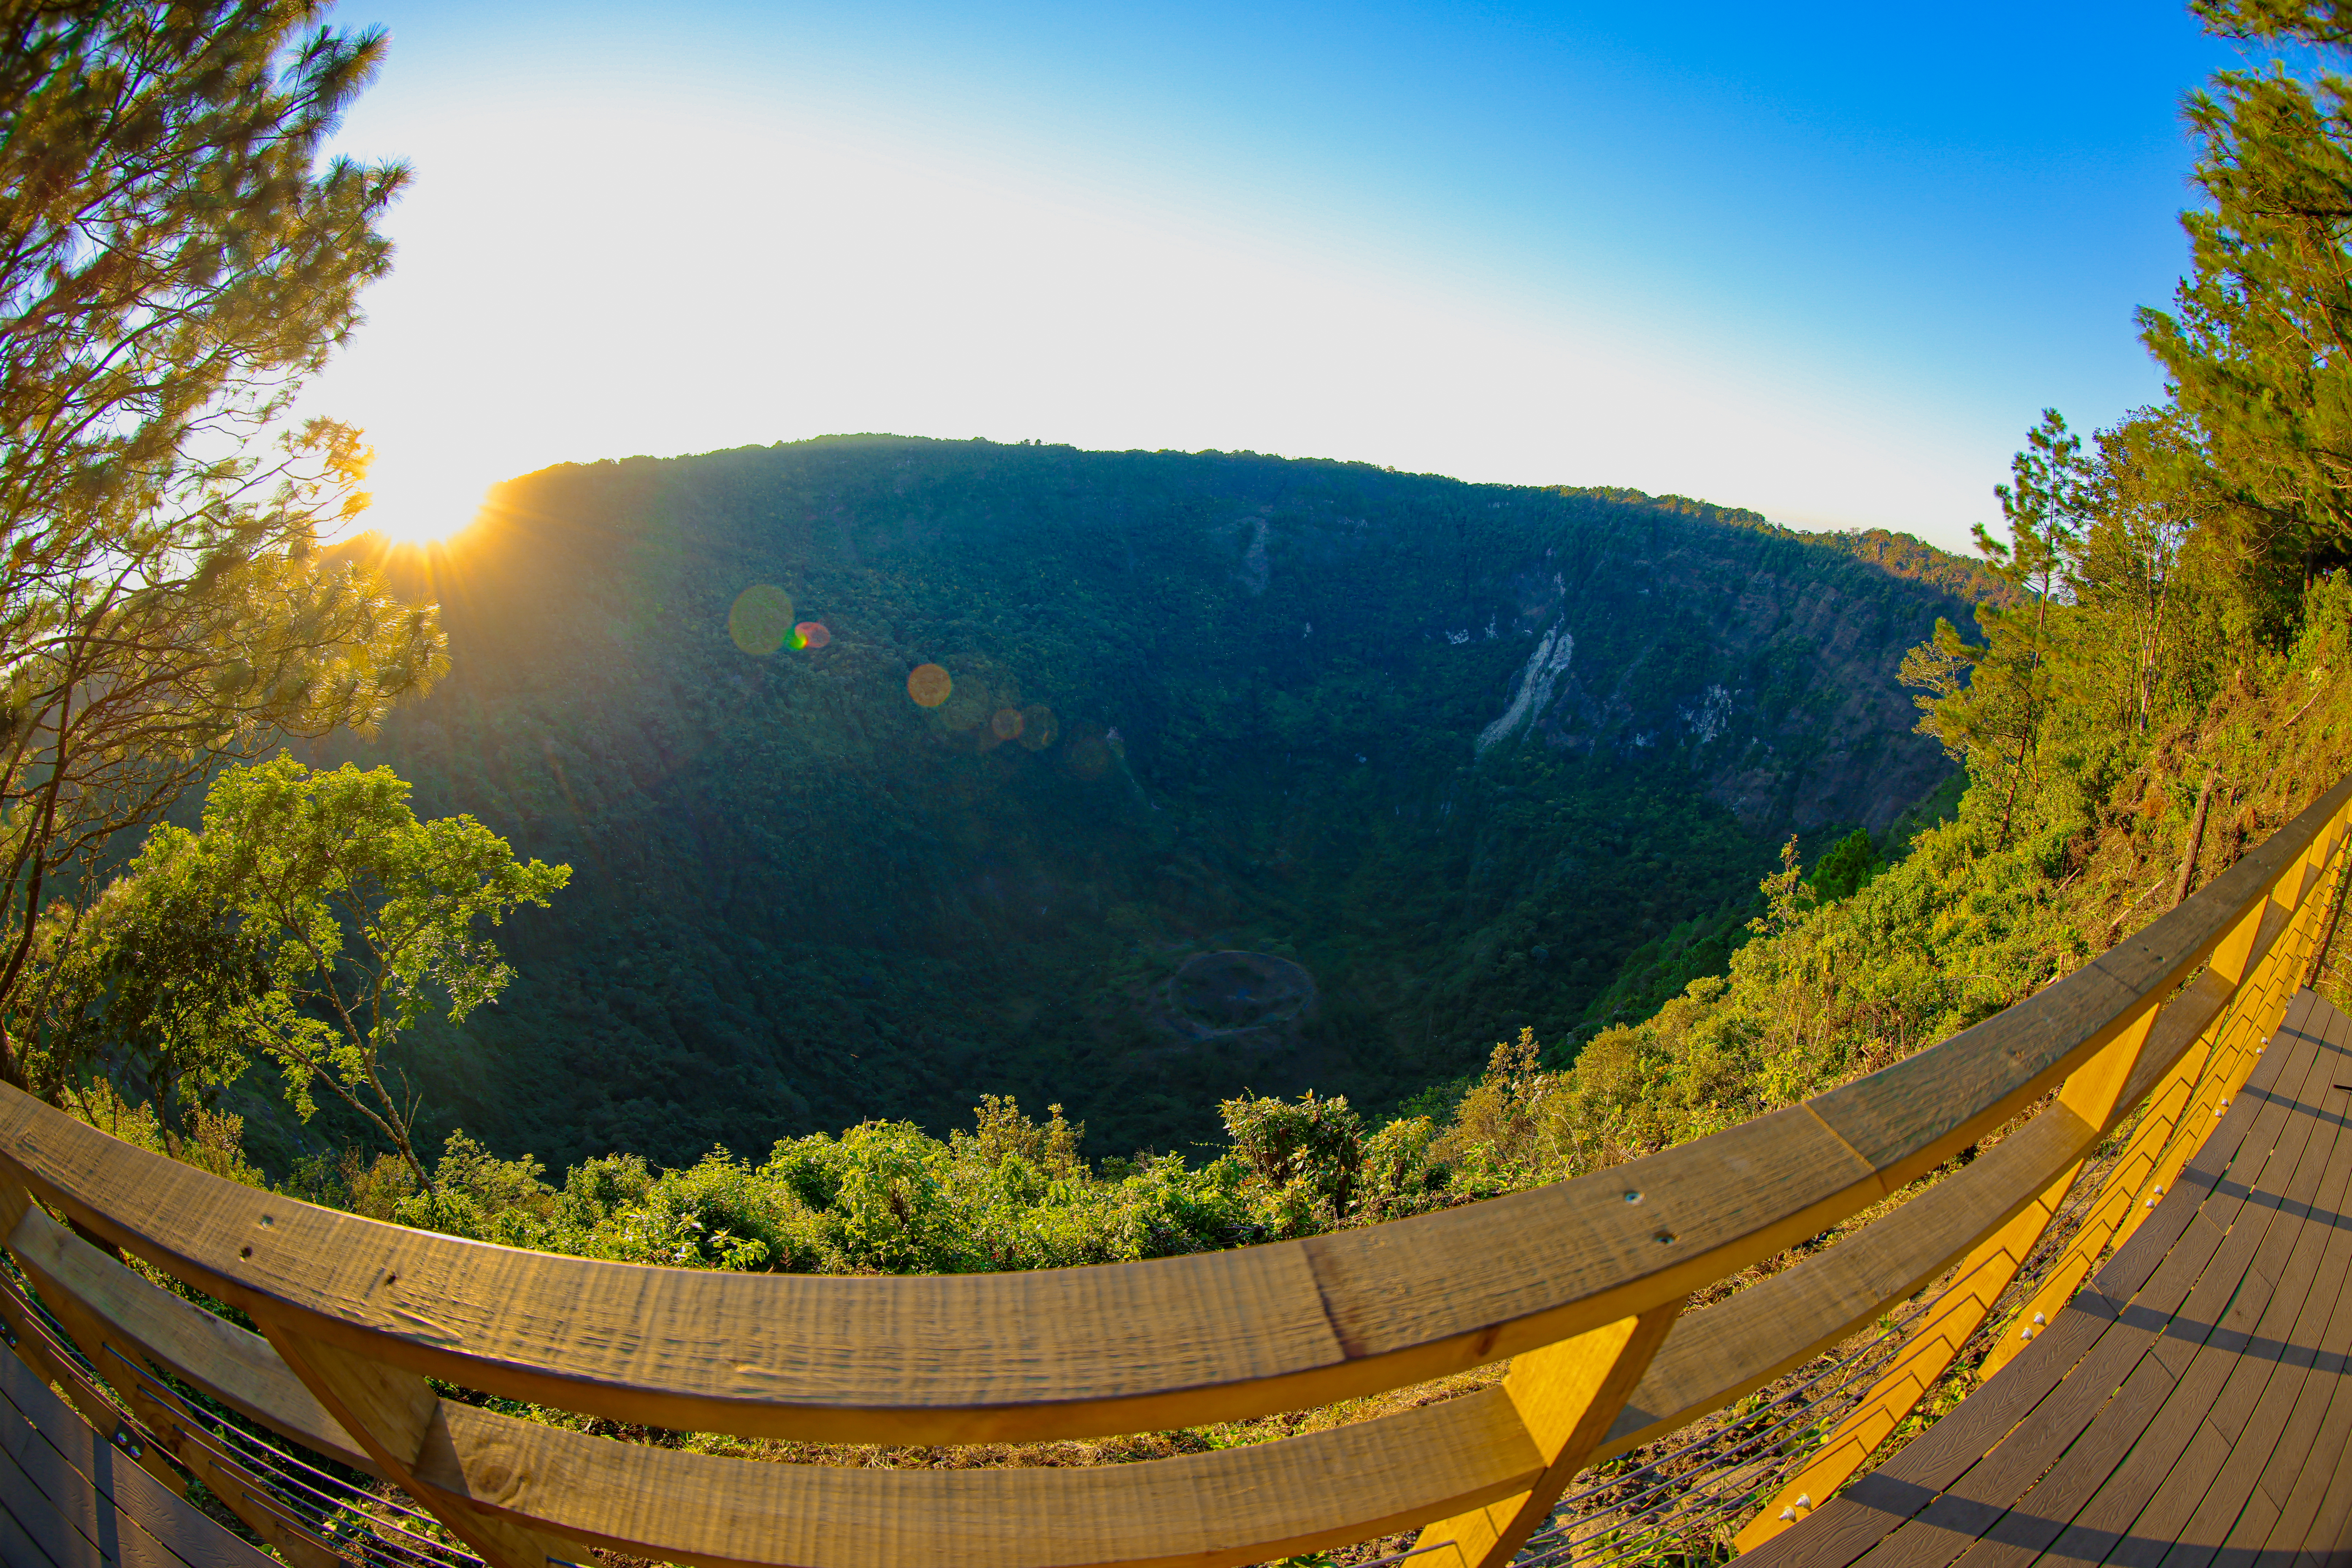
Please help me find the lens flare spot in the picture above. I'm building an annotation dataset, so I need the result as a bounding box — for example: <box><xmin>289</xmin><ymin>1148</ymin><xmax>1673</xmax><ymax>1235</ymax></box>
<box><xmin>991</xmin><ymin>707</ymin><xmax>1025</xmax><ymax>740</ymax></box>
<box><xmin>907</xmin><ymin>663</ymin><xmax>952</xmax><ymax>707</ymax></box>
<box><xmin>728</xmin><ymin>585</ymin><xmax>794</xmax><ymax>655</ymax></box>
<box><xmin>1018</xmin><ymin>704</ymin><xmax>1058</xmax><ymax>750</ymax></box>
<box><xmin>795</xmin><ymin>621</ymin><xmax>831</xmax><ymax>650</ymax></box>
<box><xmin>1066</xmin><ymin>731</ymin><xmax>1112</xmax><ymax>778</ymax></box>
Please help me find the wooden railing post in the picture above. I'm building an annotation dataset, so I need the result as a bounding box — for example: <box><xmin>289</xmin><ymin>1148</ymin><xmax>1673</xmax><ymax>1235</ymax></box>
<box><xmin>1735</xmin><ymin>957</ymin><xmax>2181</xmax><ymax>1549</ymax></box>
<box><xmin>0</xmin><ymin>781</ymin><xmax>2336</xmax><ymax>1568</ymax></box>
<box><xmin>264</xmin><ymin>1325</ymin><xmax>574</xmax><ymax>1568</ymax></box>
<box><xmin>2303</xmin><ymin>822</ymin><xmax>2352</xmax><ymax>988</ymax></box>
<box><xmin>1975</xmin><ymin>804</ymin><xmax>2352</xmax><ymax>1382</ymax></box>
<box><xmin>1412</xmin><ymin>1302</ymin><xmax>1681</xmax><ymax>1568</ymax></box>
<box><xmin>1738</xmin><ymin>802</ymin><xmax>2352</xmax><ymax>1549</ymax></box>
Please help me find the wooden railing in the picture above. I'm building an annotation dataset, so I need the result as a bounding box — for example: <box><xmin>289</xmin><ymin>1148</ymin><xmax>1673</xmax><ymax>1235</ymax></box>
<box><xmin>0</xmin><ymin>776</ymin><xmax>2347</xmax><ymax>1568</ymax></box>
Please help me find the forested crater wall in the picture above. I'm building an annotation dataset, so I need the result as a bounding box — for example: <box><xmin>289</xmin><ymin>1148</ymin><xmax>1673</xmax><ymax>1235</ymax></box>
<box><xmin>312</xmin><ymin>436</ymin><xmax>1994</xmax><ymax>1163</ymax></box>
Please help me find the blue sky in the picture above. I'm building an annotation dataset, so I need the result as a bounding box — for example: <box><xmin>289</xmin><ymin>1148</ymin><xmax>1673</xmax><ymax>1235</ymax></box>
<box><xmin>310</xmin><ymin>2</ymin><xmax>2254</xmax><ymax>551</ymax></box>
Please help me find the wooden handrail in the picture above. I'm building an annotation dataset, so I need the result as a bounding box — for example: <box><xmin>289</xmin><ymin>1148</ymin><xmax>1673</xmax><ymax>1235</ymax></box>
<box><xmin>0</xmin><ymin>774</ymin><xmax>2344</xmax><ymax>1568</ymax></box>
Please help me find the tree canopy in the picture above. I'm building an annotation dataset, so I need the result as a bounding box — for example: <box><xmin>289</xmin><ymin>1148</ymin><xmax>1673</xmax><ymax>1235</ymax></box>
<box><xmin>45</xmin><ymin>756</ymin><xmax>568</xmax><ymax>1185</ymax></box>
<box><xmin>0</xmin><ymin>1</ymin><xmax>447</xmax><ymax>1083</ymax></box>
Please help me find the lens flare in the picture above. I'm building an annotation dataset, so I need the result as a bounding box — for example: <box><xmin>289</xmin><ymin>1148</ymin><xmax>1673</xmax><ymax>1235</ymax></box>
<box><xmin>907</xmin><ymin>663</ymin><xmax>952</xmax><ymax>707</ymax></box>
<box><xmin>1018</xmin><ymin>704</ymin><xmax>1058</xmax><ymax>751</ymax></box>
<box><xmin>1067</xmin><ymin>731</ymin><xmax>1111</xmax><ymax>777</ymax></box>
<box><xmin>991</xmin><ymin>707</ymin><xmax>1025</xmax><ymax>740</ymax></box>
<box><xmin>795</xmin><ymin>621</ymin><xmax>832</xmax><ymax>649</ymax></box>
<box><xmin>728</xmin><ymin>585</ymin><xmax>794</xmax><ymax>655</ymax></box>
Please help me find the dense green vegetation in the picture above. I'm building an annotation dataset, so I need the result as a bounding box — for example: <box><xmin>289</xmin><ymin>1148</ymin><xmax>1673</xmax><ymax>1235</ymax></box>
<box><xmin>19</xmin><ymin>16</ymin><xmax>2352</xmax><ymax>1568</ymax></box>
<box><xmin>134</xmin><ymin>0</ymin><xmax>2352</xmax><ymax>1298</ymax></box>
<box><xmin>30</xmin><ymin>15</ymin><xmax>2352</xmax><ymax>1533</ymax></box>
<box><xmin>0</xmin><ymin>0</ymin><xmax>441</xmax><ymax>1096</ymax></box>
<box><xmin>222</xmin><ymin>468</ymin><xmax>2352</xmax><ymax>1298</ymax></box>
<box><xmin>282</xmin><ymin>447</ymin><xmax>1992</xmax><ymax>1167</ymax></box>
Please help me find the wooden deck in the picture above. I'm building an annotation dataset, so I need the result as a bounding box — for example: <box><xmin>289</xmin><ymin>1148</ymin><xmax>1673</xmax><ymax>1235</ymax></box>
<box><xmin>1748</xmin><ymin>986</ymin><xmax>2352</xmax><ymax>1568</ymax></box>
<box><xmin>0</xmin><ymin>1332</ymin><xmax>271</xmax><ymax>1568</ymax></box>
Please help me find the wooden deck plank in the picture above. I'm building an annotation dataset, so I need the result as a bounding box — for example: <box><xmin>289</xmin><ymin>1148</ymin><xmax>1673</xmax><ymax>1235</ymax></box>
<box><xmin>1825</xmin><ymin>999</ymin><xmax>2343</xmax><ymax>1568</ymax></box>
<box><xmin>2006</xmin><ymin>1111</ymin><xmax>2329</xmax><ymax>1568</ymax></box>
<box><xmin>2138</xmin><ymin>1005</ymin><xmax>2352</xmax><ymax>1568</ymax></box>
<box><xmin>2286</xmin><ymin>1409</ymin><xmax>2352</xmax><ymax>1566</ymax></box>
<box><xmin>2036</xmin><ymin>996</ymin><xmax>2348</xmax><ymax>1568</ymax></box>
<box><xmin>2089</xmin><ymin>1000</ymin><xmax>2352</xmax><ymax>1568</ymax></box>
<box><xmin>2249</xmin><ymin>1077</ymin><xmax>2352</xmax><ymax>1559</ymax></box>
<box><xmin>0</xmin><ymin>1421</ymin><xmax>78</xmax><ymax>1567</ymax></box>
<box><xmin>2199</xmin><ymin>1012</ymin><xmax>2352</xmax><ymax>1454</ymax></box>
<box><xmin>2041</xmin><ymin>1008</ymin><xmax>2352</xmax><ymax>1568</ymax></box>
<box><xmin>1747</xmin><ymin>990</ymin><xmax>2352</xmax><ymax>1568</ymax></box>
<box><xmin>1736</xmin><ymin>1011</ymin><xmax>2301</xmax><ymax>1568</ymax></box>
<box><xmin>2263</xmin><ymin>1370</ymin><xmax>2352</xmax><ymax>1568</ymax></box>
<box><xmin>1936</xmin><ymin>1338</ymin><xmax>2181</xmax><ymax>1568</ymax></box>
<box><xmin>2286</xmin><ymin>1189</ymin><xmax>2352</xmax><ymax>1568</ymax></box>
<box><xmin>1740</xmin><ymin>1164</ymin><xmax>2242</xmax><ymax>1568</ymax></box>
<box><xmin>1733</xmin><ymin>1189</ymin><xmax>2224</xmax><ymax>1568</ymax></box>
<box><xmin>0</xmin><ymin>1403</ymin><xmax>171</xmax><ymax>1566</ymax></box>
<box><xmin>0</xmin><ymin>1336</ymin><xmax>276</xmax><ymax>1568</ymax></box>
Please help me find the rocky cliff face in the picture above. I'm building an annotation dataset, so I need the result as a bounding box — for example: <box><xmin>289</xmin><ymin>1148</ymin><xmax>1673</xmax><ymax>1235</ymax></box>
<box><xmin>317</xmin><ymin>437</ymin><xmax>1995</xmax><ymax>1163</ymax></box>
<box><xmin>1490</xmin><ymin>536</ymin><xmax>1967</xmax><ymax>835</ymax></box>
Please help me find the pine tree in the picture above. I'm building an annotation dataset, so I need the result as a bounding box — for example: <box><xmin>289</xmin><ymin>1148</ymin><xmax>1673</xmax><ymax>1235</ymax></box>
<box><xmin>2141</xmin><ymin>0</ymin><xmax>2352</xmax><ymax>598</ymax></box>
<box><xmin>0</xmin><ymin>3</ymin><xmax>445</xmax><ymax>1084</ymax></box>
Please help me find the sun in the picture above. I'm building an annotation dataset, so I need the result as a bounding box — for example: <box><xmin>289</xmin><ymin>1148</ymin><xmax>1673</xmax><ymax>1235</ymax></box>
<box><xmin>350</xmin><ymin>465</ymin><xmax>496</xmax><ymax>549</ymax></box>
<box><xmin>363</xmin><ymin>506</ymin><xmax>469</xmax><ymax>549</ymax></box>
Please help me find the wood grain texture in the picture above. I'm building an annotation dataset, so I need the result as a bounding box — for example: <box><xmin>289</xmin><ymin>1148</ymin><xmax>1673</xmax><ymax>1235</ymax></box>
<box><xmin>1748</xmin><ymin>988</ymin><xmax>2352</xmax><ymax>1568</ymax></box>
<box><xmin>0</xmin><ymin>1445</ymin><xmax>68</xmax><ymax>1568</ymax></box>
<box><xmin>143</xmin><ymin>1421</ymin><xmax>344</xmax><ymax>1568</ymax></box>
<box><xmin>0</xmin><ymin>1259</ymin><xmax>109</xmax><ymax>1428</ymax></box>
<box><xmin>1738</xmin><ymin>974</ymin><xmax>2195</xmax><ymax>1551</ymax></box>
<box><xmin>0</xmin><ymin>1334</ymin><xmax>276</xmax><ymax>1568</ymax></box>
<box><xmin>0</xmin><ymin>787</ymin><xmax>2336</xmax><ymax>1448</ymax></box>
<box><xmin>0</xmin><ymin>800</ymin><xmax>2333</xmax><ymax>1568</ymax></box>
<box><xmin>1731</xmin><ymin>1167</ymin><xmax>2069</xmax><ymax>1554</ymax></box>
<box><xmin>263</xmin><ymin>1327</ymin><xmax>567</xmax><ymax>1568</ymax></box>
<box><xmin>1602</xmin><ymin>1101</ymin><xmax>2095</xmax><ymax>1464</ymax></box>
<box><xmin>2256</xmin><ymin>1079</ymin><xmax>2352</xmax><ymax>1557</ymax></box>
<box><xmin>1</xmin><ymin>1202</ymin><xmax>368</xmax><ymax>1471</ymax></box>
<box><xmin>1972</xmin><ymin>968</ymin><xmax>2236</xmax><ymax>1384</ymax></box>
<box><xmin>2142</xmin><ymin>1012</ymin><xmax>2352</xmax><ymax>1568</ymax></box>
<box><xmin>0</xmin><ymin>1085</ymin><xmax>1878</xmax><ymax>1441</ymax></box>
<box><xmin>1811</xmin><ymin>790</ymin><xmax>2348</xmax><ymax>1187</ymax></box>
<box><xmin>1973</xmin><ymin>881</ymin><xmax>2304</xmax><ymax>1389</ymax></box>
<box><xmin>1736</xmin><ymin>988</ymin><xmax>2322</xmax><ymax>1568</ymax></box>
<box><xmin>405</xmin><ymin>1378</ymin><xmax>1545</xmax><ymax>1568</ymax></box>
<box><xmin>1937</xmin><ymin>997</ymin><xmax>2352</xmax><ymax>1568</ymax></box>
<box><xmin>1413</xmin><ymin>1303</ymin><xmax>1678</xmax><ymax>1568</ymax></box>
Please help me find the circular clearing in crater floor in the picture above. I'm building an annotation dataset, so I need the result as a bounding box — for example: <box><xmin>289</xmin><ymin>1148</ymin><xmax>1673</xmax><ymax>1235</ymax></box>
<box><xmin>1168</xmin><ymin>950</ymin><xmax>1318</xmax><ymax>1035</ymax></box>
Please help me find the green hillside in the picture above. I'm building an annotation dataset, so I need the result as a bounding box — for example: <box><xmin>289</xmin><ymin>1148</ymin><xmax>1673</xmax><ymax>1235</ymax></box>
<box><xmin>301</xmin><ymin>438</ymin><xmax>1990</xmax><ymax>1166</ymax></box>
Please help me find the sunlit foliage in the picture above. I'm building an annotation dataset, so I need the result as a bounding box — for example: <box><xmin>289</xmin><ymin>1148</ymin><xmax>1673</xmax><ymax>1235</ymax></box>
<box><xmin>0</xmin><ymin>2</ymin><xmax>448</xmax><ymax>1083</ymax></box>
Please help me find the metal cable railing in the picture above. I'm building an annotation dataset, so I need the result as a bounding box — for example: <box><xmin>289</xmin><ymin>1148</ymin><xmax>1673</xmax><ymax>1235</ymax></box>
<box><xmin>0</xmin><ymin>1247</ymin><xmax>490</xmax><ymax>1568</ymax></box>
<box><xmin>0</xmin><ymin>1110</ymin><xmax>2152</xmax><ymax>1568</ymax></box>
<box><xmin>1486</xmin><ymin>1036</ymin><xmax>2195</xmax><ymax>1567</ymax></box>
<box><xmin>0</xmin><ymin>779</ymin><xmax>2338</xmax><ymax>1568</ymax></box>
<box><xmin>0</xmin><ymin>983</ymin><xmax>2281</xmax><ymax>1568</ymax></box>
<box><xmin>108</xmin><ymin>1345</ymin><xmax>483</xmax><ymax>1568</ymax></box>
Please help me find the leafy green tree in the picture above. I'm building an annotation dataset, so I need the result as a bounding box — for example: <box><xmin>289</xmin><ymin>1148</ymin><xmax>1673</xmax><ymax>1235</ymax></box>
<box><xmin>87</xmin><ymin>757</ymin><xmax>569</xmax><ymax>1186</ymax></box>
<box><xmin>1807</xmin><ymin>829</ymin><xmax>1883</xmax><ymax>902</ymax></box>
<box><xmin>2141</xmin><ymin>0</ymin><xmax>2352</xmax><ymax>594</ymax></box>
<box><xmin>11</xmin><ymin>821</ymin><xmax>273</xmax><ymax>1140</ymax></box>
<box><xmin>1218</xmin><ymin>1089</ymin><xmax>1365</xmax><ymax>1218</ymax></box>
<box><xmin>1904</xmin><ymin>412</ymin><xmax>2095</xmax><ymax>843</ymax></box>
<box><xmin>0</xmin><ymin>3</ymin><xmax>443</xmax><ymax>1084</ymax></box>
<box><xmin>2075</xmin><ymin>412</ymin><xmax>2209</xmax><ymax>731</ymax></box>
<box><xmin>1982</xmin><ymin>411</ymin><xmax>2092</xmax><ymax>834</ymax></box>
